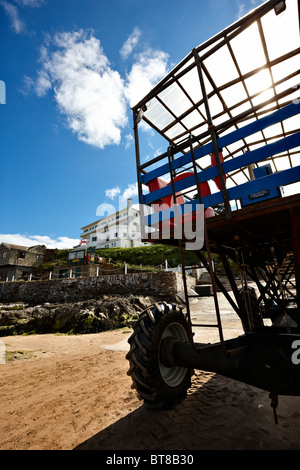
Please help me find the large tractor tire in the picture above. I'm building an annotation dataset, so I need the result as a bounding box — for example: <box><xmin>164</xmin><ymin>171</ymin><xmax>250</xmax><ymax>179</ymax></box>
<box><xmin>126</xmin><ymin>302</ymin><xmax>193</xmax><ymax>410</ymax></box>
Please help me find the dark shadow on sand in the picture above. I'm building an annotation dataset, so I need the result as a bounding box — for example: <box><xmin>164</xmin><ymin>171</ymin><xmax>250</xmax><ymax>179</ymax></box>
<box><xmin>74</xmin><ymin>372</ymin><xmax>300</xmax><ymax>451</ymax></box>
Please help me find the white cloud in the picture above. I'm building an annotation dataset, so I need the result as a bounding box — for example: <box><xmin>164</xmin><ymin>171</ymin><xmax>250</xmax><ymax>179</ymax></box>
<box><xmin>120</xmin><ymin>27</ymin><xmax>141</xmax><ymax>59</ymax></box>
<box><xmin>35</xmin><ymin>30</ymin><xmax>128</xmax><ymax>149</ymax></box>
<box><xmin>14</xmin><ymin>0</ymin><xmax>45</xmax><ymax>6</ymax></box>
<box><xmin>1</xmin><ymin>0</ymin><xmax>25</xmax><ymax>34</ymax></box>
<box><xmin>236</xmin><ymin>2</ymin><xmax>246</xmax><ymax>18</ymax></box>
<box><xmin>19</xmin><ymin>75</ymin><xmax>35</xmax><ymax>95</ymax></box>
<box><xmin>236</xmin><ymin>0</ymin><xmax>263</xmax><ymax>19</ymax></box>
<box><xmin>124</xmin><ymin>133</ymin><xmax>134</xmax><ymax>149</ymax></box>
<box><xmin>100</xmin><ymin>183</ymin><xmax>139</xmax><ymax>214</ymax></box>
<box><xmin>250</xmin><ymin>0</ymin><xmax>263</xmax><ymax>7</ymax></box>
<box><xmin>0</xmin><ymin>233</ymin><xmax>80</xmax><ymax>249</ymax></box>
<box><xmin>1</xmin><ymin>0</ymin><xmax>45</xmax><ymax>34</ymax></box>
<box><xmin>122</xmin><ymin>182</ymin><xmax>138</xmax><ymax>200</ymax></box>
<box><xmin>105</xmin><ymin>183</ymin><xmax>138</xmax><ymax>202</ymax></box>
<box><xmin>28</xmin><ymin>29</ymin><xmax>170</xmax><ymax>149</ymax></box>
<box><xmin>35</xmin><ymin>69</ymin><xmax>52</xmax><ymax>96</ymax></box>
<box><xmin>125</xmin><ymin>48</ymin><xmax>170</xmax><ymax>108</ymax></box>
<box><xmin>105</xmin><ymin>186</ymin><xmax>121</xmax><ymax>200</ymax></box>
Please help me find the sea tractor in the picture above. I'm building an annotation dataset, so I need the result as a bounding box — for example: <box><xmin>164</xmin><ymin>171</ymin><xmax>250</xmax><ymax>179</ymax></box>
<box><xmin>126</xmin><ymin>0</ymin><xmax>300</xmax><ymax>423</ymax></box>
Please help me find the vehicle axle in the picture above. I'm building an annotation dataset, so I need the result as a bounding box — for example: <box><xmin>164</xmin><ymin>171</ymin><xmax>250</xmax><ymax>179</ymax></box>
<box><xmin>161</xmin><ymin>332</ymin><xmax>300</xmax><ymax>397</ymax></box>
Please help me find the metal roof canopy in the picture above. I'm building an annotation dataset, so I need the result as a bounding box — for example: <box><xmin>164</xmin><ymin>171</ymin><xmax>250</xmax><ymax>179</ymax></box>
<box><xmin>132</xmin><ymin>0</ymin><xmax>300</xmax><ymax>193</ymax></box>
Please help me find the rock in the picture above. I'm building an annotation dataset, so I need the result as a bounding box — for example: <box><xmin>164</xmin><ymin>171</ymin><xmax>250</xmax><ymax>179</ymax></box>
<box><xmin>0</xmin><ymin>295</ymin><xmax>163</xmax><ymax>336</ymax></box>
<box><xmin>97</xmin><ymin>312</ymin><xmax>107</xmax><ymax>320</ymax></box>
<box><xmin>53</xmin><ymin>305</ymin><xmax>79</xmax><ymax>331</ymax></box>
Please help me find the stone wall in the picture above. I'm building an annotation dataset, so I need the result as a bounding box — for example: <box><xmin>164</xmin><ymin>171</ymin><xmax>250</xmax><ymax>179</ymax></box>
<box><xmin>0</xmin><ymin>271</ymin><xmax>195</xmax><ymax>305</ymax></box>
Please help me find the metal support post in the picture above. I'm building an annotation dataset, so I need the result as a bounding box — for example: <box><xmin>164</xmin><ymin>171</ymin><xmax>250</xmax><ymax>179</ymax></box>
<box><xmin>178</xmin><ymin>240</ymin><xmax>195</xmax><ymax>347</ymax></box>
<box><xmin>291</xmin><ymin>207</ymin><xmax>300</xmax><ymax>310</ymax></box>
<box><xmin>193</xmin><ymin>48</ymin><xmax>231</xmax><ymax>220</ymax></box>
<box><xmin>133</xmin><ymin>110</ymin><xmax>146</xmax><ymax>241</ymax></box>
<box><xmin>188</xmin><ymin>136</ymin><xmax>228</xmax><ymax>352</ymax></box>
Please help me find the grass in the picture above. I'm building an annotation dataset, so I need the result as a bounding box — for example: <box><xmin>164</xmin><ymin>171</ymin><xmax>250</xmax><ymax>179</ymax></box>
<box><xmin>5</xmin><ymin>350</ymin><xmax>36</xmax><ymax>362</ymax></box>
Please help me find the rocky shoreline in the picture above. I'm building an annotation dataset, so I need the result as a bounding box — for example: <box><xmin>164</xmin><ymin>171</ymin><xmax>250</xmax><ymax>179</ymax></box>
<box><xmin>0</xmin><ymin>295</ymin><xmax>180</xmax><ymax>336</ymax></box>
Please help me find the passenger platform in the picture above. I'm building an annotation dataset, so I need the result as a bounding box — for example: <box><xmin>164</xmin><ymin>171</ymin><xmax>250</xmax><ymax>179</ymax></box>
<box><xmin>131</xmin><ymin>0</ymin><xmax>299</xmax><ymax>251</ymax></box>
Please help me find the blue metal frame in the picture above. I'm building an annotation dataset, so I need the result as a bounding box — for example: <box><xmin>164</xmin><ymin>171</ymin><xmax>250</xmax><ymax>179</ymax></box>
<box><xmin>140</xmin><ymin>102</ymin><xmax>300</xmax><ymax>226</ymax></box>
<box><xmin>140</xmin><ymin>102</ymin><xmax>300</xmax><ymax>186</ymax></box>
<box><xmin>144</xmin><ymin>166</ymin><xmax>300</xmax><ymax>225</ymax></box>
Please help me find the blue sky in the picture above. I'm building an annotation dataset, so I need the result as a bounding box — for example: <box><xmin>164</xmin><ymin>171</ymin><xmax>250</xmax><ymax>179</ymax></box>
<box><xmin>0</xmin><ymin>0</ymin><xmax>264</xmax><ymax>248</ymax></box>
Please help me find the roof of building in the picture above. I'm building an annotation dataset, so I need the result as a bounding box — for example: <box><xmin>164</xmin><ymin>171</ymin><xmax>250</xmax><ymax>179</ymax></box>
<box><xmin>68</xmin><ymin>245</ymin><xmax>96</xmax><ymax>253</ymax></box>
<box><xmin>0</xmin><ymin>243</ymin><xmax>45</xmax><ymax>251</ymax></box>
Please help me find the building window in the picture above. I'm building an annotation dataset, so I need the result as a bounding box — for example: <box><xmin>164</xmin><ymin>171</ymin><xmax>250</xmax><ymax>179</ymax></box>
<box><xmin>36</xmin><ymin>255</ymin><xmax>40</xmax><ymax>261</ymax></box>
<box><xmin>2</xmin><ymin>251</ymin><xmax>7</xmax><ymax>259</ymax></box>
<box><xmin>69</xmin><ymin>250</ymin><xmax>85</xmax><ymax>260</ymax></box>
<box><xmin>19</xmin><ymin>251</ymin><xmax>26</xmax><ymax>259</ymax></box>
<box><xmin>92</xmin><ymin>237</ymin><xmax>97</xmax><ymax>242</ymax></box>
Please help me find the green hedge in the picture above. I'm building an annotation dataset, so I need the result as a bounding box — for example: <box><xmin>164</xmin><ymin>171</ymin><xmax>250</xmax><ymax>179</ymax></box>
<box><xmin>95</xmin><ymin>245</ymin><xmax>202</xmax><ymax>268</ymax></box>
<box><xmin>95</xmin><ymin>245</ymin><xmax>238</xmax><ymax>274</ymax></box>
<box><xmin>38</xmin><ymin>245</ymin><xmax>235</xmax><ymax>274</ymax></box>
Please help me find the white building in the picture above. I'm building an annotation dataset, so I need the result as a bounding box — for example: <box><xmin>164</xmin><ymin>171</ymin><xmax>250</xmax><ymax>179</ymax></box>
<box><xmin>80</xmin><ymin>198</ymin><xmax>148</xmax><ymax>249</ymax></box>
